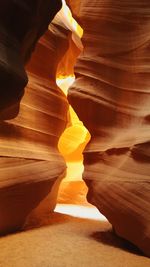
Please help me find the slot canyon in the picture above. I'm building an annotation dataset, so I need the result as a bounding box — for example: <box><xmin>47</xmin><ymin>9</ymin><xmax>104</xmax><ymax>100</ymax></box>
<box><xmin>0</xmin><ymin>0</ymin><xmax>150</xmax><ymax>266</ymax></box>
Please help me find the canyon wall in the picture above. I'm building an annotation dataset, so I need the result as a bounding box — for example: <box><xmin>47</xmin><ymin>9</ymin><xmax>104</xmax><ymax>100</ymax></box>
<box><xmin>0</xmin><ymin>2</ymin><xmax>70</xmax><ymax>234</ymax></box>
<box><xmin>0</xmin><ymin>0</ymin><xmax>150</xmax><ymax>257</ymax></box>
<box><xmin>68</xmin><ymin>0</ymin><xmax>150</xmax><ymax>256</ymax></box>
<box><xmin>0</xmin><ymin>0</ymin><xmax>62</xmax><ymax>119</ymax></box>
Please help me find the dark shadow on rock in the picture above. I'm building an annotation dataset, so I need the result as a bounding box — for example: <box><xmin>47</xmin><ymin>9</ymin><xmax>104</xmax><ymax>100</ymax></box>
<box><xmin>91</xmin><ymin>229</ymin><xmax>144</xmax><ymax>257</ymax></box>
<box><xmin>0</xmin><ymin>212</ymin><xmax>75</xmax><ymax>238</ymax></box>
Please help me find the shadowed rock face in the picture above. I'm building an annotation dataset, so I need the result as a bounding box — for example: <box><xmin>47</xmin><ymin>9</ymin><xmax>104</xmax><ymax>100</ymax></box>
<box><xmin>0</xmin><ymin>0</ymin><xmax>62</xmax><ymax>119</ymax></box>
<box><xmin>68</xmin><ymin>0</ymin><xmax>150</xmax><ymax>257</ymax></box>
<box><xmin>0</xmin><ymin>9</ymin><xmax>70</xmax><ymax>233</ymax></box>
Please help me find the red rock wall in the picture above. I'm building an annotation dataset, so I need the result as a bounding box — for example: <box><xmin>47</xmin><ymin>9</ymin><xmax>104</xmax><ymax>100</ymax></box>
<box><xmin>68</xmin><ymin>0</ymin><xmax>150</xmax><ymax>257</ymax></box>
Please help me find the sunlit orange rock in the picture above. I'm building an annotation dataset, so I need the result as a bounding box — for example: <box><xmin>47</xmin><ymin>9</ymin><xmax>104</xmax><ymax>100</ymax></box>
<box><xmin>55</xmin><ymin>2</ymin><xmax>90</xmax><ymax>206</ymax></box>
<box><xmin>56</xmin><ymin>80</ymin><xmax>90</xmax><ymax>206</ymax></box>
<box><xmin>68</xmin><ymin>0</ymin><xmax>150</xmax><ymax>257</ymax></box>
<box><xmin>0</xmin><ymin>1</ymin><xmax>150</xmax><ymax>258</ymax></box>
<box><xmin>66</xmin><ymin>0</ymin><xmax>81</xmax><ymax>22</ymax></box>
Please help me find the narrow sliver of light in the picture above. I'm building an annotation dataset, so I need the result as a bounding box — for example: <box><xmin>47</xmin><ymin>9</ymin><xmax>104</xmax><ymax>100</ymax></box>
<box><xmin>55</xmin><ymin>204</ymin><xmax>107</xmax><ymax>221</ymax></box>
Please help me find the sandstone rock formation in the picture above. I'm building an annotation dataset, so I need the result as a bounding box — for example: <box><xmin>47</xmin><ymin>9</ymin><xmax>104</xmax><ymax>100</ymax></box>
<box><xmin>0</xmin><ymin>0</ymin><xmax>150</xmax><ymax>258</ymax></box>
<box><xmin>0</xmin><ymin>10</ymin><xmax>70</xmax><ymax>233</ymax></box>
<box><xmin>68</xmin><ymin>0</ymin><xmax>150</xmax><ymax>257</ymax></box>
<box><xmin>0</xmin><ymin>0</ymin><xmax>62</xmax><ymax>120</ymax></box>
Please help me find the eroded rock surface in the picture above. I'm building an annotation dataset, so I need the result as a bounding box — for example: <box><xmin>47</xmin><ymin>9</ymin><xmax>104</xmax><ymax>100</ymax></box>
<box><xmin>0</xmin><ymin>16</ymin><xmax>70</xmax><ymax>233</ymax></box>
<box><xmin>68</xmin><ymin>0</ymin><xmax>150</xmax><ymax>256</ymax></box>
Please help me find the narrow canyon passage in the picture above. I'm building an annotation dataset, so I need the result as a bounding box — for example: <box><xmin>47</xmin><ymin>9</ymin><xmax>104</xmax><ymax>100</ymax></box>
<box><xmin>0</xmin><ymin>0</ymin><xmax>150</xmax><ymax>264</ymax></box>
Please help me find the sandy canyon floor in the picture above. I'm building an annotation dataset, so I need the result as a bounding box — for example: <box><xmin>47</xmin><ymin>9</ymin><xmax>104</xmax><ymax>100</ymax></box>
<box><xmin>0</xmin><ymin>204</ymin><xmax>149</xmax><ymax>267</ymax></box>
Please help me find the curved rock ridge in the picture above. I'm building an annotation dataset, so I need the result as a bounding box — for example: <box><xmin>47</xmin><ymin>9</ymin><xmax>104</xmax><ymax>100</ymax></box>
<box><xmin>0</xmin><ymin>0</ymin><xmax>62</xmax><ymax>119</ymax></box>
<box><xmin>68</xmin><ymin>0</ymin><xmax>150</xmax><ymax>256</ymax></box>
<box><xmin>0</xmin><ymin>19</ymin><xmax>70</xmax><ymax>234</ymax></box>
<box><xmin>66</xmin><ymin>0</ymin><xmax>82</xmax><ymax>23</ymax></box>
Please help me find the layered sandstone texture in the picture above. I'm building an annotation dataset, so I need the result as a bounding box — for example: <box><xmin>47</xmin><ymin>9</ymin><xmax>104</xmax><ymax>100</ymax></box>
<box><xmin>68</xmin><ymin>0</ymin><xmax>150</xmax><ymax>257</ymax></box>
<box><xmin>0</xmin><ymin>3</ymin><xmax>70</xmax><ymax>234</ymax></box>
